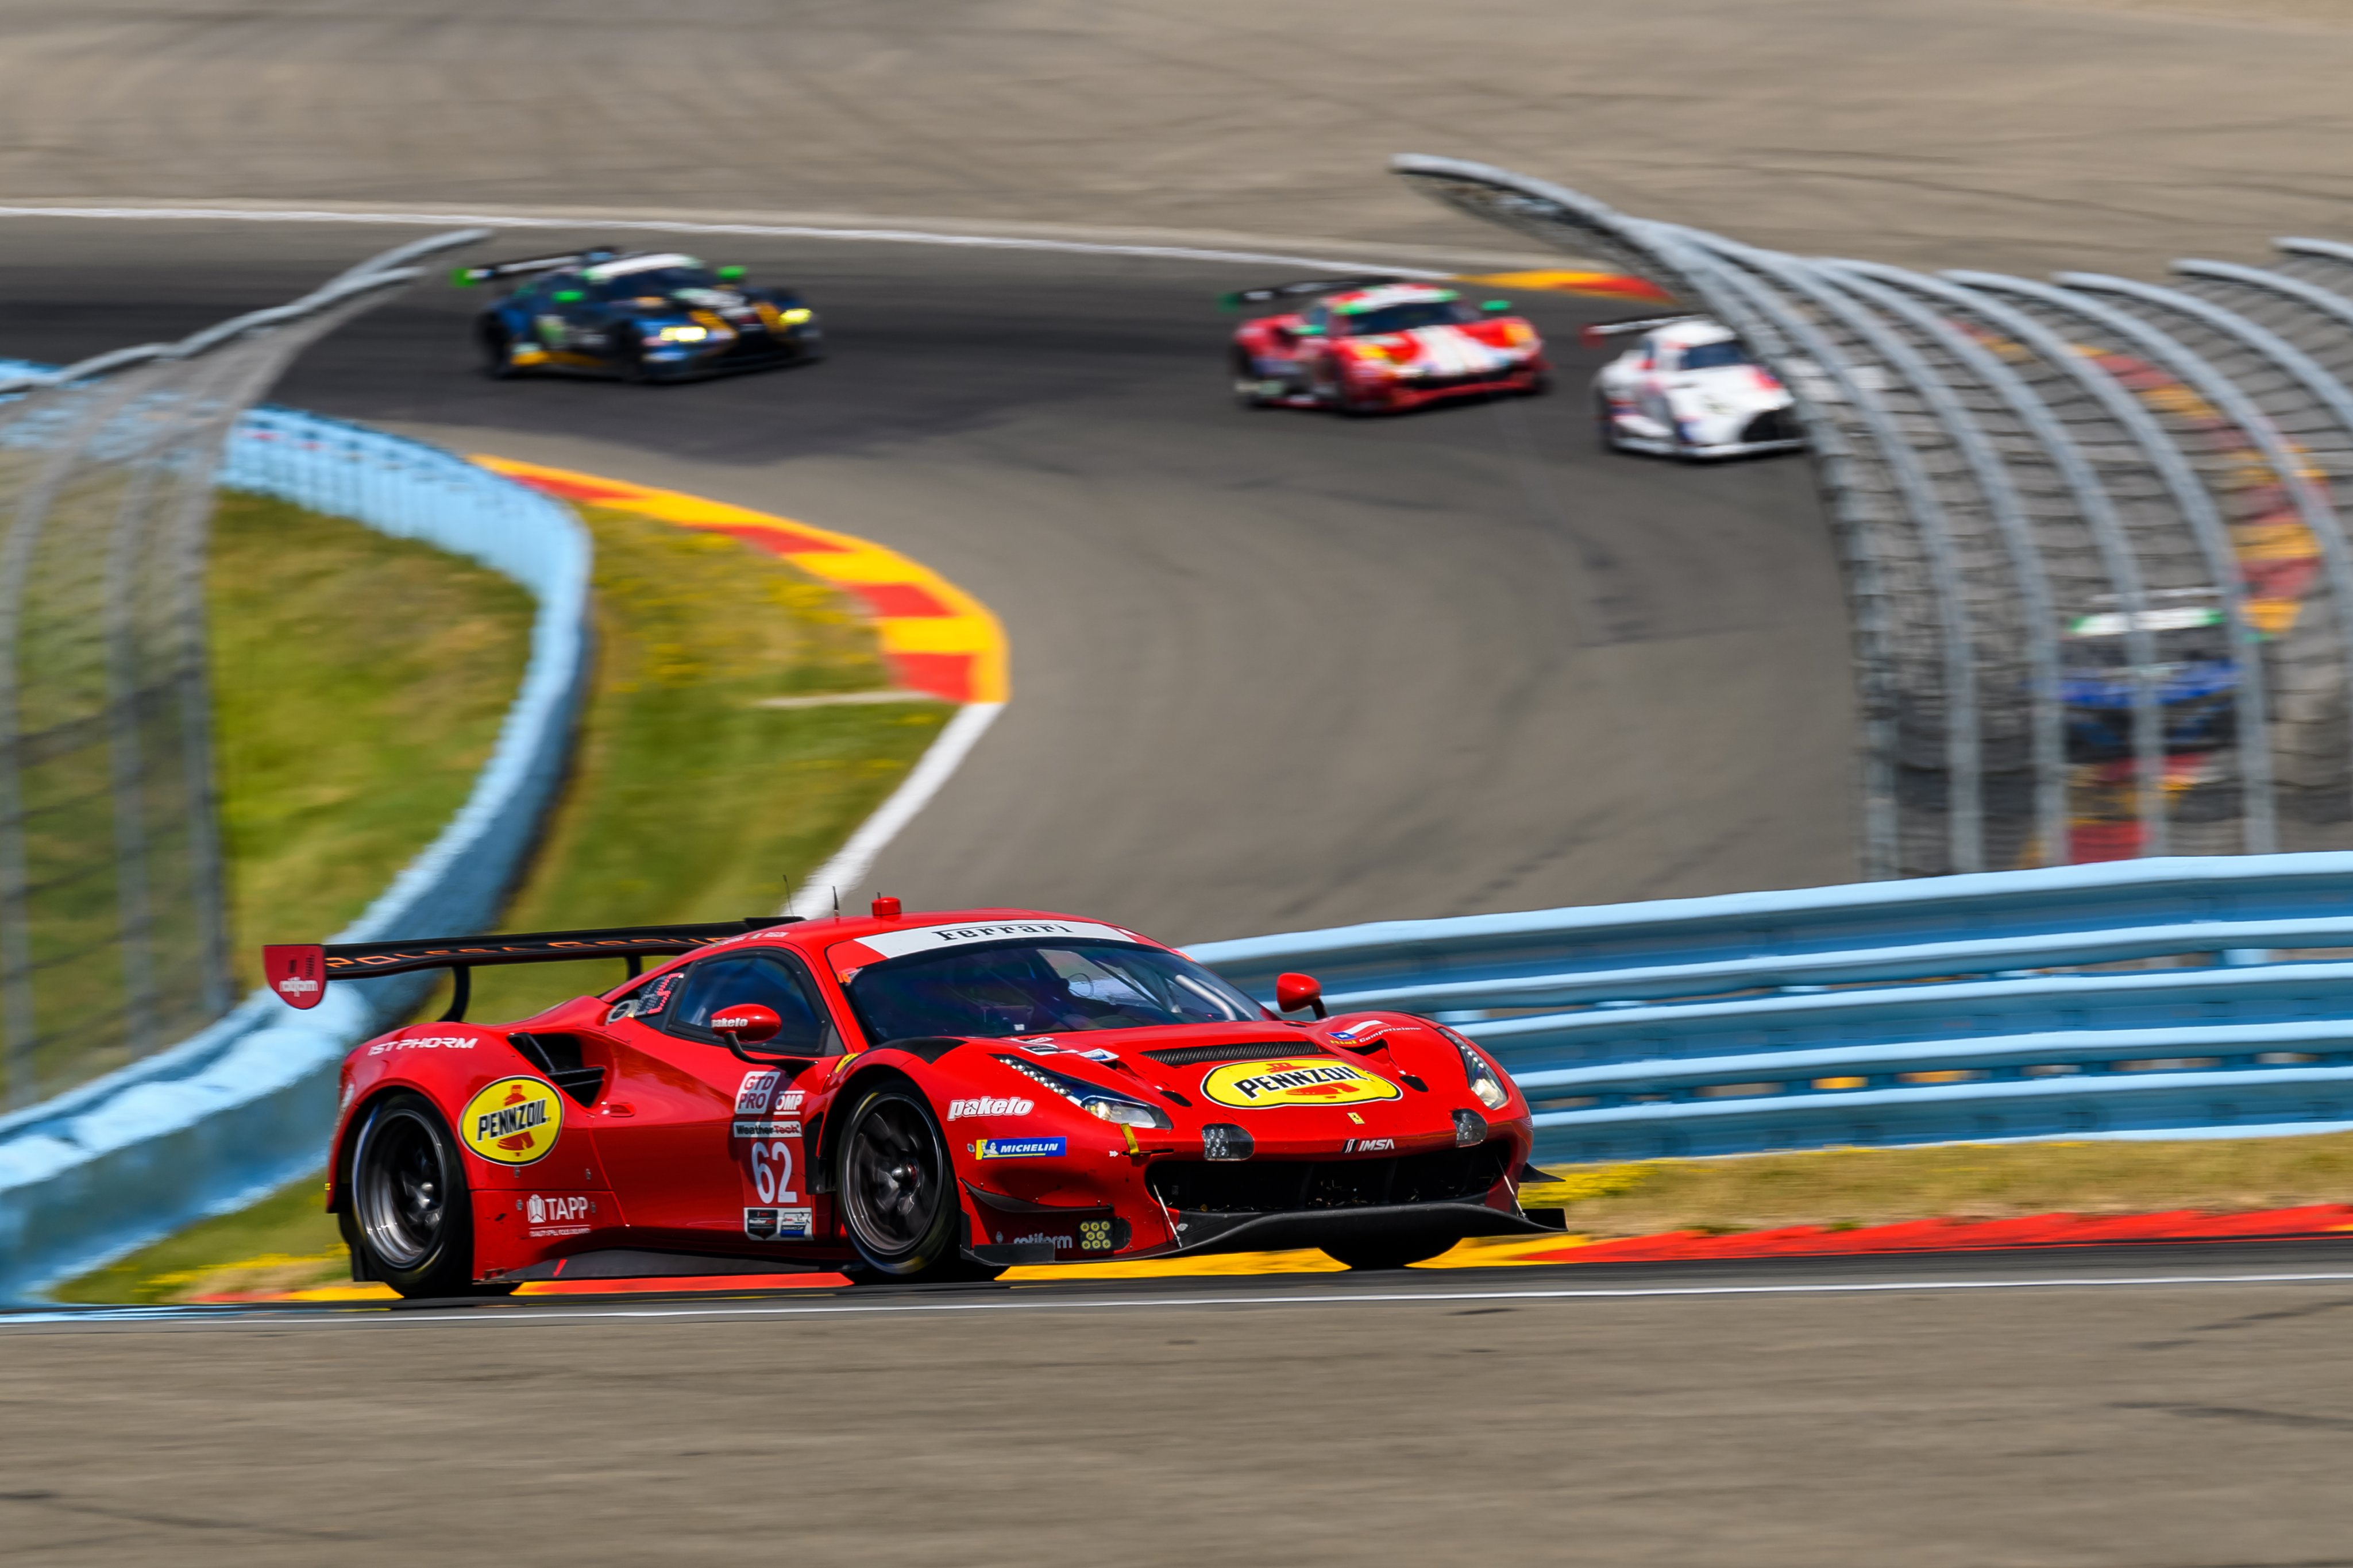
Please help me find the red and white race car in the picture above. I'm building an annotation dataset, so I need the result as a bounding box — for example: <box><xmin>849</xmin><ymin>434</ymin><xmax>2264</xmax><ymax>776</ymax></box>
<box><xmin>268</xmin><ymin>901</ymin><xmax>1550</xmax><ymax>1296</ymax></box>
<box><xmin>1588</xmin><ymin>314</ymin><xmax>1804</xmax><ymax>461</ymax></box>
<box><xmin>1228</xmin><ymin>277</ymin><xmax>1548</xmax><ymax>415</ymax></box>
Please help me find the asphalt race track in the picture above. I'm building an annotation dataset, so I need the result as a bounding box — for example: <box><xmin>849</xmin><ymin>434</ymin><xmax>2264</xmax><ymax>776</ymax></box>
<box><xmin>8</xmin><ymin>1241</ymin><xmax>2353</xmax><ymax>1564</ymax></box>
<box><xmin>0</xmin><ymin>217</ymin><xmax>1856</xmax><ymax>943</ymax></box>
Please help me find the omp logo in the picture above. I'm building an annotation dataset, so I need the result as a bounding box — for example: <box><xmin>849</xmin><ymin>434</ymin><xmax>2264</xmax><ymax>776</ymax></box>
<box><xmin>1201</xmin><ymin>1058</ymin><xmax>1403</xmax><ymax>1110</ymax></box>
<box><xmin>460</xmin><ymin>1077</ymin><xmax>564</xmax><ymax>1165</ymax></box>
<box><xmin>947</xmin><ymin>1096</ymin><xmax>1033</xmax><ymax>1119</ymax></box>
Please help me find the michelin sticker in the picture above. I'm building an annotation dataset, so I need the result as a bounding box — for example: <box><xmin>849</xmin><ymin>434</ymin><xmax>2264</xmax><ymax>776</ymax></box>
<box><xmin>974</xmin><ymin>1137</ymin><xmax>1066</xmax><ymax>1160</ymax></box>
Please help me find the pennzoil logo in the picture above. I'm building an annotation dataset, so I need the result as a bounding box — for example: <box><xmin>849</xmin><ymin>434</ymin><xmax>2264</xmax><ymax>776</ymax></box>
<box><xmin>460</xmin><ymin>1077</ymin><xmax>564</xmax><ymax>1165</ymax></box>
<box><xmin>1201</xmin><ymin>1057</ymin><xmax>1402</xmax><ymax>1110</ymax></box>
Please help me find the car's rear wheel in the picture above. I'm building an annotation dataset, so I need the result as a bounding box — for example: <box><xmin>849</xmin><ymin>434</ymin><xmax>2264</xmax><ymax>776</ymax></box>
<box><xmin>343</xmin><ymin>1090</ymin><xmax>507</xmax><ymax>1298</ymax></box>
<box><xmin>838</xmin><ymin>1087</ymin><xmax>997</xmax><ymax>1282</ymax></box>
<box><xmin>1322</xmin><ymin>1234</ymin><xmax>1461</xmax><ymax>1270</ymax></box>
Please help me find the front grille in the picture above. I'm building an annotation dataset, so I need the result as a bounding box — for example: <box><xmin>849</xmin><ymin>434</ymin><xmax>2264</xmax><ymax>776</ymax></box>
<box><xmin>1147</xmin><ymin>1141</ymin><xmax>1512</xmax><ymax>1213</ymax></box>
<box><xmin>1144</xmin><ymin>1042</ymin><xmax>1325</xmax><ymax>1067</ymax></box>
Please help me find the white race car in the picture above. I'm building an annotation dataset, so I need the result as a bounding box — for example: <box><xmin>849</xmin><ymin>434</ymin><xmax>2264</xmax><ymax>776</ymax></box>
<box><xmin>1590</xmin><ymin>316</ymin><xmax>1804</xmax><ymax>460</ymax></box>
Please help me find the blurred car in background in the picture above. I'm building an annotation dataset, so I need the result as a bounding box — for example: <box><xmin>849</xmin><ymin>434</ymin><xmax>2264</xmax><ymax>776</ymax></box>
<box><xmin>1588</xmin><ymin>314</ymin><xmax>1802</xmax><ymax>459</ymax></box>
<box><xmin>459</xmin><ymin>248</ymin><xmax>822</xmax><ymax>382</ymax></box>
<box><xmin>1228</xmin><ymin>277</ymin><xmax>1547</xmax><ymax>415</ymax></box>
<box><xmin>2061</xmin><ymin>595</ymin><xmax>2240</xmax><ymax>760</ymax></box>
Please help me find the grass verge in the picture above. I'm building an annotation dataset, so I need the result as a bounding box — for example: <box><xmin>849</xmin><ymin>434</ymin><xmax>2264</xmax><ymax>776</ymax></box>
<box><xmin>57</xmin><ymin>499</ymin><xmax>950</xmax><ymax>1301</ymax></box>
<box><xmin>1520</xmin><ymin>1134</ymin><xmax>2353</xmax><ymax>1236</ymax></box>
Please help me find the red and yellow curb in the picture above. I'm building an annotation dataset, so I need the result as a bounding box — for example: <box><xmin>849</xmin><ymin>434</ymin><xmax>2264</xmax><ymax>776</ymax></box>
<box><xmin>474</xmin><ymin>456</ymin><xmax>1009</xmax><ymax>705</ymax></box>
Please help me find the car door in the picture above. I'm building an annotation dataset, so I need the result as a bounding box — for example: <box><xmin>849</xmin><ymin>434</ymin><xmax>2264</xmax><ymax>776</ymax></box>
<box><xmin>593</xmin><ymin>949</ymin><xmax>841</xmax><ymax>1249</ymax></box>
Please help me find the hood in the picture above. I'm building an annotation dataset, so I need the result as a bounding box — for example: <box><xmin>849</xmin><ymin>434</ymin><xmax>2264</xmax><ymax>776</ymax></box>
<box><xmin>956</xmin><ymin>1014</ymin><xmax>1500</xmax><ymax>1157</ymax></box>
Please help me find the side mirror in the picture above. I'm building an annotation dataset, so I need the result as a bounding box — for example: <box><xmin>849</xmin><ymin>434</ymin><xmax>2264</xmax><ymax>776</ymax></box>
<box><xmin>712</xmin><ymin>1002</ymin><xmax>782</xmax><ymax>1044</ymax></box>
<box><xmin>552</xmin><ymin>289</ymin><xmax>585</xmax><ymax>304</ymax></box>
<box><xmin>1482</xmin><ymin>299</ymin><xmax>1512</xmax><ymax>313</ymax></box>
<box><xmin>1275</xmin><ymin>972</ymin><xmax>1327</xmax><ymax>1019</ymax></box>
<box><xmin>1293</xmin><ymin>322</ymin><xmax>1326</xmax><ymax>337</ymax></box>
<box><xmin>716</xmin><ymin>264</ymin><xmax>746</xmax><ymax>282</ymax></box>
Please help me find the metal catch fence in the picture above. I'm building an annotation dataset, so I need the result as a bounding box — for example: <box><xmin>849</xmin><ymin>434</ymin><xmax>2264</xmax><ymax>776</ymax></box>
<box><xmin>1394</xmin><ymin>156</ymin><xmax>2353</xmax><ymax>885</ymax></box>
<box><xmin>0</xmin><ymin>233</ymin><xmax>481</xmax><ymax>1107</ymax></box>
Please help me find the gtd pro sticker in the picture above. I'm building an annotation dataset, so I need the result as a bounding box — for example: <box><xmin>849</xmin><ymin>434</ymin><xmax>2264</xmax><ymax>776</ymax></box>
<box><xmin>460</xmin><ymin>1077</ymin><xmax>565</xmax><ymax>1164</ymax></box>
<box><xmin>1200</xmin><ymin>1058</ymin><xmax>1403</xmax><ymax>1110</ymax></box>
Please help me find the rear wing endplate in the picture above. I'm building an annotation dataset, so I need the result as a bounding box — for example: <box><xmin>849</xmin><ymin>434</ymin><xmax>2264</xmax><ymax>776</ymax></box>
<box><xmin>264</xmin><ymin>916</ymin><xmax>799</xmax><ymax>1020</ymax></box>
<box><xmin>1579</xmin><ymin>314</ymin><xmax>1706</xmax><ymax>346</ymax></box>
<box><xmin>452</xmin><ymin>249</ymin><xmax>619</xmax><ymax>287</ymax></box>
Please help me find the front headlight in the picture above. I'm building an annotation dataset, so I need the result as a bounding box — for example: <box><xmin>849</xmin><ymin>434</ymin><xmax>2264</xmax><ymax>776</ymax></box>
<box><xmin>994</xmin><ymin>1054</ymin><xmax>1175</xmax><ymax>1130</ymax></box>
<box><xmin>653</xmin><ymin>324</ymin><xmax>709</xmax><ymax>343</ymax></box>
<box><xmin>1449</xmin><ymin>1035</ymin><xmax>1512</xmax><ymax>1110</ymax></box>
<box><xmin>778</xmin><ymin>306</ymin><xmax>813</xmax><ymax>325</ymax></box>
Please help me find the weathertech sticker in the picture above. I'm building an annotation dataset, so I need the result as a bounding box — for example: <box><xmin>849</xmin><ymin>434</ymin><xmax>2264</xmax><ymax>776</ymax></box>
<box><xmin>460</xmin><ymin>1077</ymin><xmax>565</xmax><ymax>1165</ymax></box>
<box><xmin>974</xmin><ymin>1137</ymin><xmax>1066</xmax><ymax>1160</ymax></box>
<box><xmin>1200</xmin><ymin>1058</ymin><xmax>1403</xmax><ymax>1110</ymax></box>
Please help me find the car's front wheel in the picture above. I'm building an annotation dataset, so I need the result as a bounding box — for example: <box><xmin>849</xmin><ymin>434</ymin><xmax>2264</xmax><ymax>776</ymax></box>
<box><xmin>838</xmin><ymin>1086</ymin><xmax>997</xmax><ymax>1282</ymax></box>
<box><xmin>342</xmin><ymin>1090</ymin><xmax>507</xmax><ymax>1299</ymax></box>
<box><xmin>480</xmin><ymin>322</ymin><xmax>519</xmax><ymax>380</ymax></box>
<box><xmin>1594</xmin><ymin>389</ymin><xmax>1621</xmax><ymax>451</ymax></box>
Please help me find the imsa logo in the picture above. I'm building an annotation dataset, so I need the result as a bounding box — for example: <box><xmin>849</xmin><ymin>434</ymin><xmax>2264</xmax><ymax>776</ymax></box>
<box><xmin>1201</xmin><ymin>1057</ymin><xmax>1403</xmax><ymax>1110</ymax></box>
<box><xmin>459</xmin><ymin>1077</ymin><xmax>564</xmax><ymax>1165</ymax></box>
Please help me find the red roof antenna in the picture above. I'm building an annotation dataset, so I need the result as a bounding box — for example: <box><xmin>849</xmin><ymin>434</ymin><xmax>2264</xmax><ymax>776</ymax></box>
<box><xmin>871</xmin><ymin>894</ymin><xmax>902</xmax><ymax>920</ymax></box>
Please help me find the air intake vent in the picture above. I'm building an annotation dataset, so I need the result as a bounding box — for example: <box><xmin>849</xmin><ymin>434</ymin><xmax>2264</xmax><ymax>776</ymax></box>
<box><xmin>1144</xmin><ymin>1042</ymin><xmax>1327</xmax><ymax>1068</ymax></box>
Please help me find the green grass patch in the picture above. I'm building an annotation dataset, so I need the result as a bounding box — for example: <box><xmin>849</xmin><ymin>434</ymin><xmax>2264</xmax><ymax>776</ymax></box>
<box><xmin>1523</xmin><ymin>1134</ymin><xmax>2353</xmax><ymax>1236</ymax></box>
<box><xmin>446</xmin><ymin>504</ymin><xmax>948</xmax><ymax>1024</ymax></box>
<box><xmin>214</xmin><ymin>489</ymin><xmax>533</xmax><ymax>988</ymax></box>
<box><xmin>59</xmin><ymin>499</ymin><xmax>951</xmax><ymax>1301</ymax></box>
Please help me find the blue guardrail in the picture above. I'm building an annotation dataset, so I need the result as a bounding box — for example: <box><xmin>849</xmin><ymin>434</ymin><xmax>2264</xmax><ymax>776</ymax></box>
<box><xmin>1191</xmin><ymin>854</ymin><xmax>2353</xmax><ymax>1167</ymax></box>
<box><xmin>0</xmin><ymin>407</ymin><xmax>589</xmax><ymax>1303</ymax></box>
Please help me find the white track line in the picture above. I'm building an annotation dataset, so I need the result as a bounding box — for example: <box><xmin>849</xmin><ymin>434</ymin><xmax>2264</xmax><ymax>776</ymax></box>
<box><xmin>0</xmin><ymin>204</ymin><xmax>1455</xmax><ymax>279</ymax></box>
<box><xmin>12</xmin><ymin>1269</ymin><xmax>2353</xmax><ymax>1332</ymax></box>
<box><xmin>786</xmin><ymin>701</ymin><xmax>1005</xmax><ymax>917</ymax></box>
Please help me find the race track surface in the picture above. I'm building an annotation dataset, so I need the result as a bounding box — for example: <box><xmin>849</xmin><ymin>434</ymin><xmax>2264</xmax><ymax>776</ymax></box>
<box><xmin>9</xmin><ymin>1241</ymin><xmax>2353</xmax><ymax>1565</ymax></box>
<box><xmin>0</xmin><ymin>217</ymin><xmax>1854</xmax><ymax>942</ymax></box>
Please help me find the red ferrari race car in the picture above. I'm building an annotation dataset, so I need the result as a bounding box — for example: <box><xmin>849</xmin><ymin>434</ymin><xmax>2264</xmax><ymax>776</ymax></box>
<box><xmin>266</xmin><ymin>903</ymin><xmax>1551</xmax><ymax>1296</ymax></box>
<box><xmin>1227</xmin><ymin>277</ymin><xmax>1549</xmax><ymax>415</ymax></box>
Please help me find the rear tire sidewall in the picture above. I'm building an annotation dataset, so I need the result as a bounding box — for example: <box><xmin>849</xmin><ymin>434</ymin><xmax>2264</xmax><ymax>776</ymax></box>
<box><xmin>838</xmin><ymin>1087</ymin><xmax>966</xmax><ymax>1281</ymax></box>
<box><xmin>345</xmin><ymin>1090</ymin><xmax>480</xmax><ymax>1298</ymax></box>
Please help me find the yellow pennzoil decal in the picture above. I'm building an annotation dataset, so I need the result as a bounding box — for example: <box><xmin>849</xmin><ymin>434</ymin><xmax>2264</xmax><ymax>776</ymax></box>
<box><xmin>460</xmin><ymin>1077</ymin><xmax>564</xmax><ymax>1165</ymax></box>
<box><xmin>1200</xmin><ymin>1057</ymin><xmax>1403</xmax><ymax>1110</ymax></box>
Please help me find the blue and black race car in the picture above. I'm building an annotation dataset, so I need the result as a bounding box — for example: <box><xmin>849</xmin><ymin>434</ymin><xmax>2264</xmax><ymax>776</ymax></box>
<box><xmin>458</xmin><ymin>248</ymin><xmax>823</xmax><ymax>382</ymax></box>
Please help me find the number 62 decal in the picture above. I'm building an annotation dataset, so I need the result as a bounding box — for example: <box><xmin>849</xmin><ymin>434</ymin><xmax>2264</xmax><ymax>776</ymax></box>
<box><xmin>749</xmin><ymin>1140</ymin><xmax>796</xmax><ymax>1204</ymax></box>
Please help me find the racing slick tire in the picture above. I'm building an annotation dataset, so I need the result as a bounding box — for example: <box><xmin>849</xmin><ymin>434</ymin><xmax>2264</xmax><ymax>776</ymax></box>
<box><xmin>838</xmin><ymin>1086</ymin><xmax>1002</xmax><ymax>1283</ymax></box>
<box><xmin>610</xmin><ymin>334</ymin><xmax>652</xmax><ymax>385</ymax></box>
<box><xmin>341</xmin><ymin>1090</ymin><xmax>511</xmax><ymax>1299</ymax></box>
<box><xmin>479</xmin><ymin>323</ymin><xmax>520</xmax><ymax>380</ymax></box>
<box><xmin>1321</xmin><ymin>1235</ymin><xmax>1461</xmax><ymax>1271</ymax></box>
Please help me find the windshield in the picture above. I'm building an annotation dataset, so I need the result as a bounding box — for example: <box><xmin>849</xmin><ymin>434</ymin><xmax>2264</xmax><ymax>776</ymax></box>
<box><xmin>588</xmin><ymin>265</ymin><xmax>718</xmax><ymax>300</ymax></box>
<box><xmin>1341</xmin><ymin>300</ymin><xmax>1472</xmax><ymax>335</ymax></box>
<box><xmin>1676</xmin><ymin>340</ymin><xmax>1750</xmax><ymax>370</ymax></box>
<box><xmin>846</xmin><ymin>940</ymin><xmax>1265</xmax><ymax>1041</ymax></box>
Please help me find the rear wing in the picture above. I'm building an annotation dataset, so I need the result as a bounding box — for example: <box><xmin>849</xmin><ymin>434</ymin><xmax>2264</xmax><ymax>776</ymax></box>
<box><xmin>264</xmin><ymin>916</ymin><xmax>799</xmax><ymax>1021</ymax></box>
<box><xmin>1218</xmin><ymin>275</ymin><xmax>1408</xmax><ymax>309</ymax></box>
<box><xmin>452</xmin><ymin>249</ymin><xmax>620</xmax><ymax>287</ymax></box>
<box><xmin>1578</xmin><ymin>314</ymin><xmax>1706</xmax><ymax>346</ymax></box>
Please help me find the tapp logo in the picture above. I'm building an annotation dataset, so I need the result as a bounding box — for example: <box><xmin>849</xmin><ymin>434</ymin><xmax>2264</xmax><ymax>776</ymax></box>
<box><xmin>526</xmin><ymin>1195</ymin><xmax>592</xmax><ymax>1227</ymax></box>
<box><xmin>947</xmin><ymin>1097</ymin><xmax>1033</xmax><ymax>1120</ymax></box>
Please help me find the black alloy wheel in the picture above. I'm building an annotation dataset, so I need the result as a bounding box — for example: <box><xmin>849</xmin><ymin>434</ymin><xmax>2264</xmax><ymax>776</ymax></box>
<box><xmin>837</xmin><ymin>1087</ymin><xmax>993</xmax><ymax>1281</ymax></box>
<box><xmin>343</xmin><ymin>1090</ymin><xmax>502</xmax><ymax>1298</ymax></box>
<box><xmin>1321</xmin><ymin>1234</ymin><xmax>1461</xmax><ymax>1271</ymax></box>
